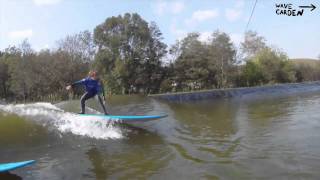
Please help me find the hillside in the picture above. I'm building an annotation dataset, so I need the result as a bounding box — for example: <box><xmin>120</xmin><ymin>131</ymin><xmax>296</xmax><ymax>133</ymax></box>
<box><xmin>290</xmin><ymin>58</ymin><xmax>319</xmax><ymax>66</ymax></box>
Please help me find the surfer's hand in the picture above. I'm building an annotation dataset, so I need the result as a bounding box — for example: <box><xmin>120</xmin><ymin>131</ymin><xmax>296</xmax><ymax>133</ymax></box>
<box><xmin>66</xmin><ymin>85</ymin><xmax>72</xmax><ymax>91</ymax></box>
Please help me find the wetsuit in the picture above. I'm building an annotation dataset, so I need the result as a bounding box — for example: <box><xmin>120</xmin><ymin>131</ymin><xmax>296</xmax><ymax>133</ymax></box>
<box><xmin>71</xmin><ymin>77</ymin><xmax>108</xmax><ymax>114</ymax></box>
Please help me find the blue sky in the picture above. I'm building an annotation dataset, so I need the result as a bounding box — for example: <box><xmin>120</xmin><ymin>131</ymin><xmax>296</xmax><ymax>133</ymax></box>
<box><xmin>0</xmin><ymin>0</ymin><xmax>319</xmax><ymax>58</ymax></box>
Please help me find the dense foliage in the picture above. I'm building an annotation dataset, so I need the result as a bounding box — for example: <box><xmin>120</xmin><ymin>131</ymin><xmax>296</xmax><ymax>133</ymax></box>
<box><xmin>0</xmin><ymin>13</ymin><xmax>319</xmax><ymax>101</ymax></box>
<box><xmin>93</xmin><ymin>14</ymin><xmax>167</xmax><ymax>94</ymax></box>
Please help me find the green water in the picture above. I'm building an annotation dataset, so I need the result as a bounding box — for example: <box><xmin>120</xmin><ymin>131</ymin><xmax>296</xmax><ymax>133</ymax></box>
<box><xmin>1</xmin><ymin>93</ymin><xmax>320</xmax><ymax>179</ymax></box>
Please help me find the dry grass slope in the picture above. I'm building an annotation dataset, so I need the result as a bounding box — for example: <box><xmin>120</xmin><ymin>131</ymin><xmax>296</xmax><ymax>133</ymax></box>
<box><xmin>290</xmin><ymin>58</ymin><xmax>319</xmax><ymax>66</ymax></box>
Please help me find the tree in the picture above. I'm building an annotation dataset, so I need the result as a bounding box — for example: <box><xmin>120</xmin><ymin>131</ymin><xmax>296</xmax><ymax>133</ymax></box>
<box><xmin>0</xmin><ymin>47</ymin><xmax>22</xmax><ymax>99</ymax></box>
<box><xmin>56</xmin><ymin>31</ymin><xmax>91</xmax><ymax>85</ymax></box>
<box><xmin>141</xmin><ymin>22</ymin><xmax>167</xmax><ymax>93</ymax></box>
<box><xmin>2</xmin><ymin>37</ymin><xmax>90</xmax><ymax>101</ymax></box>
<box><xmin>0</xmin><ymin>51</ymin><xmax>9</xmax><ymax>98</ymax></box>
<box><xmin>240</xmin><ymin>31</ymin><xmax>267</xmax><ymax>61</ymax></box>
<box><xmin>171</xmin><ymin>33</ymin><xmax>210</xmax><ymax>90</ymax></box>
<box><xmin>8</xmin><ymin>40</ymin><xmax>35</xmax><ymax>101</ymax></box>
<box><xmin>241</xmin><ymin>60</ymin><xmax>265</xmax><ymax>86</ymax></box>
<box><xmin>293</xmin><ymin>60</ymin><xmax>320</xmax><ymax>82</ymax></box>
<box><xmin>57</xmin><ymin>30</ymin><xmax>95</xmax><ymax>62</ymax></box>
<box><xmin>93</xmin><ymin>13</ymin><xmax>166</xmax><ymax>94</ymax></box>
<box><xmin>170</xmin><ymin>31</ymin><xmax>236</xmax><ymax>90</ymax></box>
<box><xmin>159</xmin><ymin>63</ymin><xmax>175</xmax><ymax>93</ymax></box>
<box><xmin>208</xmin><ymin>30</ymin><xmax>236</xmax><ymax>88</ymax></box>
<box><xmin>249</xmin><ymin>48</ymin><xmax>296</xmax><ymax>84</ymax></box>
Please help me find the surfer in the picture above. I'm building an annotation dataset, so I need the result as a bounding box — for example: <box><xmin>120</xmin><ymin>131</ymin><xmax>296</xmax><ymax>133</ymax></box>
<box><xmin>66</xmin><ymin>70</ymin><xmax>108</xmax><ymax>115</ymax></box>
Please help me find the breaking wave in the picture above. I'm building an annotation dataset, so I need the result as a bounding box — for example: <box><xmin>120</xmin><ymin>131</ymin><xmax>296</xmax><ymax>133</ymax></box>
<box><xmin>0</xmin><ymin>102</ymin><xmax>123</xmax><ymax>140</ymax></box>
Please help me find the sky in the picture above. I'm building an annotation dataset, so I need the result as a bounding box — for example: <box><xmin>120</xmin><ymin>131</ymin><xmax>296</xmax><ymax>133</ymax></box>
<box><xmin>0</xmin><ymin>0</ymin><xmax>319</xmax><ymax>59</ymax></box>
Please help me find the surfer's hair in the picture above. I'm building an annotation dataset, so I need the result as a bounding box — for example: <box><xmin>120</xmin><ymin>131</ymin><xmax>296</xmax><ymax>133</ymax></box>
<box><xmin>88</xmin><ymin>70</ymin><xmax>97</xmax><ymax>77</ymax></box>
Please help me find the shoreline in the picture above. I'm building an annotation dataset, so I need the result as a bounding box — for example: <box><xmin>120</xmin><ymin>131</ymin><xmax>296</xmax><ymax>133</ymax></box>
<box><xmin>149</xmin><ymin>81</ymin><xmax>320</xmax><ymax>102</ymax></box>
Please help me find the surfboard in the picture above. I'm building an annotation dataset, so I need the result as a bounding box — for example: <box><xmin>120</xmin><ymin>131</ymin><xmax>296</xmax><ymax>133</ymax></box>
<box><xmin>0</xmin><ymin>160</ymin><xmax>35</xmax><ymax>172</ymax></box>
<box><xmin>78</xmin><ymin>113</ymin><xmax>167</xmax><ymax>121</ymax></box>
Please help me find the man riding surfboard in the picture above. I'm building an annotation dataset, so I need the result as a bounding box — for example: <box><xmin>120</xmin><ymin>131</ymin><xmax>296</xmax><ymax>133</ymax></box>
<box><xmin>66</xmin><ymin>70</ymin><xmax>108</xmax><ymax>115</ymax></box>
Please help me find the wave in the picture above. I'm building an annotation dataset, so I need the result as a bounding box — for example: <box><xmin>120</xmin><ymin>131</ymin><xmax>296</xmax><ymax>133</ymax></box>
<box><xmin>0</xmin><ymin>102</ymin><xmax>123</xmax><ymax>140</ymax></box>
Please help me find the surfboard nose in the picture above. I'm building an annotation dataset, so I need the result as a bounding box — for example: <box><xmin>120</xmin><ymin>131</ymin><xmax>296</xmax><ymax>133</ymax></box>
<box><xmin>0</xmin><ymin>160</ymin><xmax>36</xmax><ymax>172</ymax></box>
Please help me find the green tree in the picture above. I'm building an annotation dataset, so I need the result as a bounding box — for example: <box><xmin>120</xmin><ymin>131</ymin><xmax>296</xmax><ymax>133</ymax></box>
<box><xmin>93</xmin><ymin>13</ymin><xmax>166</xmax><ymax>94</ymax></box>
<box><xmin>243</xmin><ymin>48</ymin><xmax>296</xmax><ymax>85</ymax></box>
<box><xmin>257</xmin><ymin>48</ymin><xmax>295</xmax><ymax>83</ymax></box>
<box><xmin>56</xmin><ymin>32</ymin><xmax>91</xmax><ymax>85</ymax></box>
<box><xmin>208</xmin><ymin>30</ymin><xmax>236</xmax><ymax>88</ymax></box>
<box><xmin>171</xmin><ymin>33</ymin><xmax>210</xmax><ymax>91</ymax></box>
<box><xmin>241</xmin><ymin>61</ymin><xmax>265</xmax><ymax>86</ymax></box>
<box><xmin>141</xmin><ymin>22</ymin><xmax>167</xmax><ymax>94</ymax></box>
<box><xmin>8</xmin><ymin>40</ymin><xmax>35</xmax><ymax>101</ymax></box>
<box><xmin>0</xmin><ymin>50</ymin><xmax>11</xmax><ymax>98</ymax></box>
<box><xmin>159</xmin><ymin>63</ymin><xmax>175</xmax><ymax>93</ymax></box>
<box><xmin>293</xmin><ymin>60</ymin><xmax>320</xmax><ymax>82</ymax></box>
<box><xmin>3</xmin><ymin>36</ymin><xmax>90</xmax><ymax>101</ymax></box>
<box><xmin>240</xmin><ymin>31</ymin><xmax>267</xmax><ymax>61</ymax></box>
<box><xmin>57</xmin><ymin>30</ymin><xmax>95</xmax><ymax>62</ymax></box>
<box><xmin>170</xmin><ymin>31</ymin><xmax>236</xmax><ymax>91</ymax></box>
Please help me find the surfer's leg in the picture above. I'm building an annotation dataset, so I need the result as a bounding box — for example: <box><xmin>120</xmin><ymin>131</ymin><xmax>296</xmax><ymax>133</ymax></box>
<box><xmin>98</xmin><ymin>95</ymin><xmax>108</xmax><ymax>115</ymax></box>
<box><xmin>80</xmin><ymin>92</ymin><xmax>93</xmax><ymax>114</ymax></box>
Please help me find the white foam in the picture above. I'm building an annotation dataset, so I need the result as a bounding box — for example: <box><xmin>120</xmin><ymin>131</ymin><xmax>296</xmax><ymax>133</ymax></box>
<box><xmin>0</xmin><ymin>102</ymin><xmax>123</xmax><ymax>140</ymax></box>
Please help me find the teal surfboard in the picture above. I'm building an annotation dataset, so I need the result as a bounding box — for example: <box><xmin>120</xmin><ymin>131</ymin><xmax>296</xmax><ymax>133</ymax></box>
<box><xmin>0</xmin><ymin>160</ymin><xmax>35</xmax><ymax>172</ymax></box>
<box><xmin>78</xmin><ymin>113</ymin><xmax>167</xmax><ymax>121</ymax></box>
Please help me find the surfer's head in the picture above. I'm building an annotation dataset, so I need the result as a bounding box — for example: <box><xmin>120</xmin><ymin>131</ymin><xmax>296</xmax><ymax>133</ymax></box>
<box><xmin>88</xmin><ymin>70</ymin><xmax>98</xmax><ymax>79</ymax></box>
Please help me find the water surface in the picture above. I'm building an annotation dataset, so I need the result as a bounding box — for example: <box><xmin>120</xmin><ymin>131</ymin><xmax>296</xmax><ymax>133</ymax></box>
<box><xmin>1</xmin><ymin>93</ymin><xmax>320</xmax><ymax>179</ymax></box>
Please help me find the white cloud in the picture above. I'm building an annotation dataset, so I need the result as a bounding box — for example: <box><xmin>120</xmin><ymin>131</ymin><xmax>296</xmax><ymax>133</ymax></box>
<box><xmin>235</xmin><ymin>0</ymin><xmax>245</xmax><ymax>9</ymax></box>
<box><xmin>8</xmin><ymin>29</ymin><xmax>33</xmax><ymax>39</ymax></box>
<box><xmin>34</xmin><ymin>44</ymin><xmax>50</xmax><ymax>51</ymax></box>
<box><xmin>33</xmin><ymin>0</ymin><xmax>62</xmax><ymax>6</ymax></box>
<box><xmin>171</xmin><ymin>1</ymin><xmax>185</xmax><ymax>14</ymax></box>
<box><xmin>185</xmin><ymin>9</ymin><xmax>219</xmax><ymax>26</ymax></box>
<box><xmin>191</xmin><ymin>10</ymin><xmax>219</xmax><ymax>22</ymax></box>
<box><xmin>225</xmin><ymin>8</ymin><xmax>242</xmax><ymax>22</ymax></box>
<box><xmin>230</xmin><ymin>33</ymin><xmax>243</xmax><ymax>45</ymax></box>
<box><xmin>170</xmin><ymin>21</ymin><xmax>187</xmax><ymax>40</ymax></box>
<box><xmin>154</xmin><ymin>1</ymin><xmax>167</xmax><ymax>15</ymax></box>
<box><xmin>153</xmin><ymin>1</ymin><xmax>185</xmax><ymax>15</ymax></box>
<box><xmin>198</xmin><ymin>31</ymin><xmax>211</xmax><ymax>42</ymax></box>
<box><xmin>225</xmin><ymin>0</ymin><xmax>244</xmax><ymax>22</ymax></box>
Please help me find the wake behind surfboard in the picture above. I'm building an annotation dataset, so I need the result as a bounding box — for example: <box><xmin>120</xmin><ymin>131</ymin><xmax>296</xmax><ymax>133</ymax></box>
<box><xmin>0</xmin><ymin>160</ymin><xmax>35</xmax><ymax>172</ymax></box>
<box><xmin>77</xmin><ymin>113</ymin><xmax>167</xmax><ymax>122</ymax></box>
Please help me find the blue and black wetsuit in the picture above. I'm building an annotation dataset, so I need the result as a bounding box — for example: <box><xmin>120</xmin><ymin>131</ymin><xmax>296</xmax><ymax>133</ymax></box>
<box><xmin>71</xmin><ymin>77</ymin><xmax>108</xmax><ymax>114</ymax></box>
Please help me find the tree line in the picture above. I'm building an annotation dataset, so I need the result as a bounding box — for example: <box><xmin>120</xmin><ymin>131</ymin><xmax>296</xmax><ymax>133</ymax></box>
<box><xmin>1</xmin><ymin>13</ymin><xmax>320</xmax><ymax>101</ymax></box>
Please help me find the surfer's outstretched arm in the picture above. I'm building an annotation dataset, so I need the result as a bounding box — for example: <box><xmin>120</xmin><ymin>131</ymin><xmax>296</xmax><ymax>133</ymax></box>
<box><xmin>66</xmin><ymin>78</ymin><xmax>86</xmax><ymax>90</ymax></box>
<box><xmin>72</xmin><ymin>79</ymin><xmax>86</xmax><ymax>88</ymax></box>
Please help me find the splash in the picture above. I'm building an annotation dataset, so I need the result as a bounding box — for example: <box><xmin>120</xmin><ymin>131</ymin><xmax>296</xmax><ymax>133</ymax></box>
<box><xmin>0</xmin><ymin>102</ymin><xmax>123</xmax><ymax>140</ymax></box>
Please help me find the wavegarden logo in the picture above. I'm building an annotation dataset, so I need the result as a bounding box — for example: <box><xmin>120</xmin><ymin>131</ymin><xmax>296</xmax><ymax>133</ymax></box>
<box><xmin>275</xmin><ymin>3</ymin><xmax>316</xmax><ymax>16</ymax></box>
